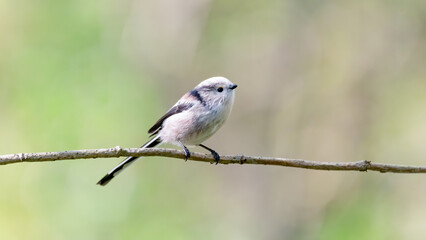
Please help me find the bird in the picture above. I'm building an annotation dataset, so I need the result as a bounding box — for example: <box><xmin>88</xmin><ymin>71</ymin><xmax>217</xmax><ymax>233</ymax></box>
<box><xmin>97</xmin><ymin>76</ymin><xmax>237</xmax><ymax>186</ymax></box>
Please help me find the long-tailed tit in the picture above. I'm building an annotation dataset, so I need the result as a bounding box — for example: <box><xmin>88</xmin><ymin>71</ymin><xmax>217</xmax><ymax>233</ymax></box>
<box><xmin>97</xmin><ymin>76</ymin><xmax>237</xmax><ymax>186</ymax></box>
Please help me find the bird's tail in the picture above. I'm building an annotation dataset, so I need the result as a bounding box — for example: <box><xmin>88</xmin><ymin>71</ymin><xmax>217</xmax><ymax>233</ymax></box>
<box><xmin>96</xmin><ymin>136</ymin><xmax>161</xmax><ymax>186</ymax></box>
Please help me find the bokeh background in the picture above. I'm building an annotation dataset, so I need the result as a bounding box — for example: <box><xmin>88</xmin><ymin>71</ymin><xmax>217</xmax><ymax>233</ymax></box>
<box><xmin>1</xmin><ymin>0</ymin><xmax>426</xmax><ymax>239</ymax></box>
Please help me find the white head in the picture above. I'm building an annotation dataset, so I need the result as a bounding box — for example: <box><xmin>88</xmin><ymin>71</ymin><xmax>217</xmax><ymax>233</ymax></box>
<box><xmin>193</xmin><ymin>76</ymin><xmax>237</xmax><ymax>108</ymax></box>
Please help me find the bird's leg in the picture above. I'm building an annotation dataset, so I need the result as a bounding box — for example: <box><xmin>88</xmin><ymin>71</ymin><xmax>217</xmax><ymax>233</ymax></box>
<box><xmin>199</xmin><ymin>144</ymin><xmax>220</xmax><ymax>164</ymax></box>
<box><xmin>178</xmin><ymin>142</ymin><xmax>191</xmax><ymax>161</ymax></box>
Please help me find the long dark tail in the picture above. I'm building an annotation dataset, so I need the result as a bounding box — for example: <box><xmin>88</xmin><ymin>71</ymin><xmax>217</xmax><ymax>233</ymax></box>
<box><xmin>96</xmin><ymin>136</ymin><xmax>161</xmax><ymax>186</ymax></box>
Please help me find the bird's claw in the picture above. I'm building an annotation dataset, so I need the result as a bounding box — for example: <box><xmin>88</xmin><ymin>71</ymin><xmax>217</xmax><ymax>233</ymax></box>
<box><xmin>183</xmin><ymin>146</ymin><xmax>191</xmax><ymax>161</ymax></box>
<box><xmin>211</xmin><ymin>150</ymin><xmax>220</xmax><ymax>165</ymax></box>
<box><xmin>185</xmin><ymin>152</ymin><xmax>191</xmax><ymax>161</ymax></box>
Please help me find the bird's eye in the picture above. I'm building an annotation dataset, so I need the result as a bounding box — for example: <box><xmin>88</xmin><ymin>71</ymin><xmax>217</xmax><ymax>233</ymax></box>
<box><xmin>217</xmin><ymin>87</ymin><xmax>223</xmax><ymax>92</ymax></box>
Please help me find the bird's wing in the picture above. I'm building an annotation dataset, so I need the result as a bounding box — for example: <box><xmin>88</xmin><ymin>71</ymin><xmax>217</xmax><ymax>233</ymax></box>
<box><xmin>147</xmin><ymin>102</ymin><xmax>194</xmax><ymax>136</ymax></box>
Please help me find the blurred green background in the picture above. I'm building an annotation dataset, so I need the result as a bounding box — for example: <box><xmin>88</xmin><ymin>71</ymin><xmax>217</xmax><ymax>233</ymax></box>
<box><xmin>1</xmin><ymin>0</ymin><xmax>426</xmax><ymax>239</ymax></box>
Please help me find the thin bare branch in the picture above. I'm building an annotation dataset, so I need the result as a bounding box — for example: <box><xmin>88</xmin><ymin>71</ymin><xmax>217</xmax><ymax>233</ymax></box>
<box><xmin>0</xmin><ymin>147</ymin><xmax>425</xmax><ymax>173</ymax></box>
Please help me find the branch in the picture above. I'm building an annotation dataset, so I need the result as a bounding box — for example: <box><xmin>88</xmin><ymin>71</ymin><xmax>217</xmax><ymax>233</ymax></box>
<box><xmin>1</xmin><ymin>146</ymin><xmax>426</xmax><ymax>173</ymax></box>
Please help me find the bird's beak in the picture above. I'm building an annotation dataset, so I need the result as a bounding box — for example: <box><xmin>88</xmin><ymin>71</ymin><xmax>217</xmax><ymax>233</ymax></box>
<box><xmin>229</xmin><ymin>84</ymin><xmax>238</xmax><ymax>90</ymax></box>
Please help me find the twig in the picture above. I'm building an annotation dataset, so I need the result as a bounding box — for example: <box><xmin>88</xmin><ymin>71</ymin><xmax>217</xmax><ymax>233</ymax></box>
<box><xmin>0</xmin><ymin>147</ymin><xmax>425</xmax><ymax>173</ymax></box>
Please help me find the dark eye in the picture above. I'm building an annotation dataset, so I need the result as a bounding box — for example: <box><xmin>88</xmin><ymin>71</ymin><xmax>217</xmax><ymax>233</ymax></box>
<box><xmin>217</xmin><ymin>87</ymin><xmax>223</xmax><ymax>92</ymax></box>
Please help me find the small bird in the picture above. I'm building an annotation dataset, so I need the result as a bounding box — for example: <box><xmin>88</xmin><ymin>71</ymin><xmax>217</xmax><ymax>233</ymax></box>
<box><xmin>97</xmin><ymin>76</ymin><xmax>237</xmax><ymax>186</ymax></box>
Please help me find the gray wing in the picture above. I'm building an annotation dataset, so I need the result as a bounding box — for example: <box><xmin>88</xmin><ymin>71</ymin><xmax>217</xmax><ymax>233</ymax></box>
<box><xmin>148</xmin><ymin>102</ymin><xmax>194</xmax><ymax>136</ymax></box>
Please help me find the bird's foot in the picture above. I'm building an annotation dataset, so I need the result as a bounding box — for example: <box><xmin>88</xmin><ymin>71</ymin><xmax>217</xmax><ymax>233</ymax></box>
<box><xmin>211</xmin><ymin>150</ymin><xmax>220</xmax><ymax>165</ymax></box>
<box><xmin>183</xmin><ymin>145</ymin><xmax>191</xmax><ymax>161</ymax></box>
<box><xmin>199</xmin><ymin>144</ymin><xmax>221</xmax><ymax>165</ymax></box>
